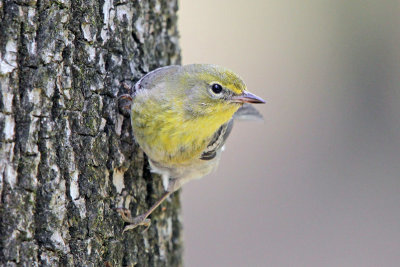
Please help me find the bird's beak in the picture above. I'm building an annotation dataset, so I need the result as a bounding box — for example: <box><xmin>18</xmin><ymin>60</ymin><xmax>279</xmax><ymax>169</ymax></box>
<box><xmin>232</xmin><ymin>91</ymin><xmax>266</xmax><ymax>104</ymax></box>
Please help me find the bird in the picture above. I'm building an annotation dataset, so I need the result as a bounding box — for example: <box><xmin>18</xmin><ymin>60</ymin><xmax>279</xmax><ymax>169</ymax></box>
<box><xmin>117</xmin><ymin>64</ymin><xmax>265</xmax><ymax>231</ymax></box>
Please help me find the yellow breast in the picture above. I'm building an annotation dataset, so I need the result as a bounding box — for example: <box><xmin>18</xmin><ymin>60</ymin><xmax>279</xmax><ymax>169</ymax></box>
<box><xmin>131</xmin><ymin>96</ymin><xmax>238</xmax><ymax>166</ymax></box>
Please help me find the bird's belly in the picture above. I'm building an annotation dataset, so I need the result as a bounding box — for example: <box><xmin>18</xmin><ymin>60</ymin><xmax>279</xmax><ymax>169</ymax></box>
<box><xmin>149</xmin><ymin>153</ymin><xmax>221</xmax><ymax>182</ymax></box>
<box><xmin>139</xmin><ymin>133</ymin><xmax>209</xmax><ymax>166</ymax></box>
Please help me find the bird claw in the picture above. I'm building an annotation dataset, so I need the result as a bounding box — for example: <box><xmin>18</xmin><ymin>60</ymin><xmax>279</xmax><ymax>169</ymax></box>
<box><xmin>117</xmin><ymin>208</ymin><xmax>151</xmax><ymax>233</ymax></box>
<box><xmin>118</xmin><ymin>94</ymin><xmax>133</xmax><ymax>116</ymax></box>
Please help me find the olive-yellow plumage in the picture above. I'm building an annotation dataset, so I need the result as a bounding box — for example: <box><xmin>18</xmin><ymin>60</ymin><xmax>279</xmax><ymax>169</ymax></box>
<box><xmin>118</xmin><ymin>64</ymin><xmax>265</xmax><ymax>231</ymax></box>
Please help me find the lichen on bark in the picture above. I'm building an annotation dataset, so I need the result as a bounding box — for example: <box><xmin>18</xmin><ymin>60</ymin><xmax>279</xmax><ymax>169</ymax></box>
<box><xmin>0</xmin><ymin>0</ymin><xmax>182</xmax><ymax>266</ymax></box>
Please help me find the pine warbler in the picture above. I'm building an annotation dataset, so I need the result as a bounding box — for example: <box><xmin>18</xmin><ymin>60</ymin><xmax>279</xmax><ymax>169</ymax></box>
<box><xmin>118</xmin><ymin>64</ymin><xmax>265</xmax><ymax>231</ymax></box>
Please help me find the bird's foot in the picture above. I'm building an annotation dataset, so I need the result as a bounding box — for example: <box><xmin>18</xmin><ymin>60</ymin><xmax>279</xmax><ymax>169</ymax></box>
<box><xmin>117</xmin><ymin>208</ymin><xmax>151</xmax><ymax>233</ymax></box>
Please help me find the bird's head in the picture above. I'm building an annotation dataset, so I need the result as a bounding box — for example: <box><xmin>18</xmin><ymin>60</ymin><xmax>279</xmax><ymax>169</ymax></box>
<box><xmin>177</xmin><ymin>64</ymin><xmax>265</xmax><ymax>119</ymax></box>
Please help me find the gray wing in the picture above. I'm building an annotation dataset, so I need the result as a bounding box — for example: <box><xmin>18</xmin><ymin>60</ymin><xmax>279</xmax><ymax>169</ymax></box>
<box><xmin>200</xmin><ymin>104</ymin><xmax>263</xmax><ymax>160</ymax></box>
<box><xmin>200</xmin><ymin>120</ymin><xmax>234</xmax><ymax>160</ymax></box>
<box><xmin>232</xmin><ymin>103</ymin><xmax>264</xmax><ymax>121</ymax></box>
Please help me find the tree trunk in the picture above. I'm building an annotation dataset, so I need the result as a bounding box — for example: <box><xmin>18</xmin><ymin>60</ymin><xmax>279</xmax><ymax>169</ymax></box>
<box><xmin>0</xmin><ymin>0</ymin><xmax>182</xmax><ymax>266</ymax></box>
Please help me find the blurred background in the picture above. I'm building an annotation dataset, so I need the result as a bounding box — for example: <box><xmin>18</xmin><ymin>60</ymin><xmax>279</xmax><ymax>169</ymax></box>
<box><xmin>178</xmin><ymin>0</ymin><xmax>400</xmax><ymax>266</ymax></box>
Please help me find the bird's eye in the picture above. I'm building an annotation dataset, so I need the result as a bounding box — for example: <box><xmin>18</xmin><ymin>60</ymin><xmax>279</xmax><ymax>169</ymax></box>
<box><xmin>211</xmin><ymin>83</ymin><xmax>223</xmax><ymax>94</ymax></box>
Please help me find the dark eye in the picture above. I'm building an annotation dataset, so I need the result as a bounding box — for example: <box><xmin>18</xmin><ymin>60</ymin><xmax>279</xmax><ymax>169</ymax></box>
<box><xmin>211</xmin><ymin>83</ymin><xmax>223</xmax><ymax>94</ymax></box>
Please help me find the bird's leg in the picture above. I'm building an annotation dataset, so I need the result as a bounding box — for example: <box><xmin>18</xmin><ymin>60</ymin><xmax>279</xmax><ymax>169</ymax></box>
<box><xmin>118</xmin><ymin>190</ymin><xmax>173</xmax><ymax>232</ymax></box>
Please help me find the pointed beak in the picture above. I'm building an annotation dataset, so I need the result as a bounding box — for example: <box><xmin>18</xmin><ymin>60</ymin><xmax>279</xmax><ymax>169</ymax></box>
<box><xmin>232</xmin><ymin>91</ymin><xmax>266</xmax><ymax>104</ymax></box>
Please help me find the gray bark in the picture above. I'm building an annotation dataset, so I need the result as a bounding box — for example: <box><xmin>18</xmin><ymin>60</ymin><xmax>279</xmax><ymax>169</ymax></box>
<box><xmin>0</xmin><ymin>0</ymin><xmax>182</xmax><ymax>266</ymax></box>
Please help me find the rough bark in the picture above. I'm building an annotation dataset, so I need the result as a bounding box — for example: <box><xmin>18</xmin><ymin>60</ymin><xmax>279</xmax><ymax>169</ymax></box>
<box><xmin>0</xmin><ymin>0</ymin><xmax>182</xmax><ymax>266</ymax></box>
